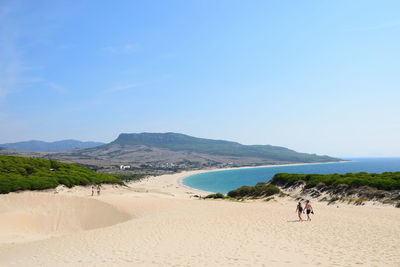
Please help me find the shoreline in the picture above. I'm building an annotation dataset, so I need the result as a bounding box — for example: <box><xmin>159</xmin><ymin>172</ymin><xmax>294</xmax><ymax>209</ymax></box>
<box><xmin>1</xmin><ymin>160</ymin><xmax>400</xmax><ymax>266</ymax></box>
<box><xmin>178</xmin><ymin>160</ymin><xmax>349</xmax><ymax>194</ymax></box>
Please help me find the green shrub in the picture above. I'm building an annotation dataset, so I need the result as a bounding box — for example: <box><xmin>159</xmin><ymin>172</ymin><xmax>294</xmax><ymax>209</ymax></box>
<box><xmin>328</xmin><ymin>197</ymin><xmax>339</xmax><ymax>204</ymax></box>
<box><xmin>0</xmin><ymin>155</ymin><xmax>123</xmax><ymax>194</ymax></box>
<box><xmin>228</xmin><ymin>183</ymin><xmax>280</xmax><ymax>199</ymax></box>
<box><xmin>205</xmin><ymin>192</ymin><xmax>225</xmax><ymax>199</ymax></box>
<box><xmin>354</xmin><ymin>198</ymin><xmax>368</xmax><ymax>205</ymax></box>
<box><xmin>265</xmin><ymin>196</ymin><xmax>274</xmax><ymax>202</ymax></box>
<box><xmin>270</xmin><ymin>172</ymin><xmax>400</xmax><ymax>191</ymax></box>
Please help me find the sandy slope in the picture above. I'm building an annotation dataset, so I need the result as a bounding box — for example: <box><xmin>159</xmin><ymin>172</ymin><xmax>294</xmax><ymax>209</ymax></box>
<box><xmin>0</xmin><ymin>170</ymin><xmax>399</xmax><ymax>266</ymax></box>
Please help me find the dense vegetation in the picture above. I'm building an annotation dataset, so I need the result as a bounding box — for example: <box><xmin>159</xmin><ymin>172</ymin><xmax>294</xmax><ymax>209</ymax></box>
<box><xmin>0</xmin><ymin>155</ymin><xmax>122</xmax><ymax>194</ymax></box>
<box><xmin>227</xmin><ymin>183</ymin><xmax>280</xmax><ymax>198</ymax></box>
<box><xmin>270</xmin><ymin>172</ymin><xmax>400</xmax><ymax>191</ymax></box>
<box><xmin>205</xmin><ymin>192</ymin><xmax>226</xmax><ymax>199</ymax></box>
<box><xmin>111</xmin><ymin>132</ymin><xmax>339</xmax><ymax>163</ymax></box>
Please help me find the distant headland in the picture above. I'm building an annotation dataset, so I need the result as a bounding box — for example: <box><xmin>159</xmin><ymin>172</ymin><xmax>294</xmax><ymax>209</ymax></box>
<box><xmin>0</xmin><ymin>132</ymin><xmax>341</xmax><ymax>176</ymax></box>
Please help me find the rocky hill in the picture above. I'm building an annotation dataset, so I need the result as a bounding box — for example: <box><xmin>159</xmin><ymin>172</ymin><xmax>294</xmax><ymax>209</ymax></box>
<box><xmin>111</xmin><ymin>133</ymin><xmax>338</xmax><ymax>162</ymax></box>
<box><xmin>0</xmin><ymin>133</ymin><xmax>341</xmax><ymax>174</ymax></box>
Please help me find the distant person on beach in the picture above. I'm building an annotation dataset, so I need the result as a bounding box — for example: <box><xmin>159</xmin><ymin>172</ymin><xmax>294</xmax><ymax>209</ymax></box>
<box><xmin>296</xmin><ymin>202</ymin><xmax>303</xmax><ymax>221</ymax></box>
<box><xmin>91</xmin><ymin>185</ymin><xmax>95</xmax><ymax>196</ymax></box>
<box><xmin>97</xmin><ymin>185</ymin><xmax>101</xmax><ymax>196</ymax></box>
<box><xmin>304</xmin><ymin>200</ymin><xmax>313</xmax><ymax>221</ymax></box>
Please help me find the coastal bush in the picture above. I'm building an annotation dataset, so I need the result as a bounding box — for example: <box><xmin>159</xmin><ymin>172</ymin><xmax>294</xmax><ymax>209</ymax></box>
<box><xmin>0</xmin><ymin>155</ymin><xmax>123</xmax><ymax>194</ymax></box>
<box><xmin>270</xmin><ymin>172</ymin><xmax>400</xmax><ymax>191</ymax></box>
<box><xmin>205</xmin><ymin>192</ymin><xmax>225</xmax><ymax>199</ymax></box>
<box><xmin>354</xmin><ymin>198</ymin><xmax>368</xmax><ymax>205</ymax></box>
<box><xmin>328</xmin><ymin>197</ymin><xmax>339</xmax><ymax>204</ymax></box>
<box><xmin>227</xmin><ymin>183</ymin><xmax>280</xmax><ymax>199</ymax></box>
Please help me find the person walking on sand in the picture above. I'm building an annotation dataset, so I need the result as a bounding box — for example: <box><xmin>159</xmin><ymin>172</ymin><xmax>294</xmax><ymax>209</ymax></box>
<box><xmin>97</xmin><ymin>185</ymin><xmax>101</xmax><ymax>196</ymax></box>
<box><xmin>91</xmin><ymin>185</ymin><xmax>95</xmax><ymax>196</ymax></box>
<box><xmin>296</xmin><ymin>202</ymin><xmax>303</xmax><ymax>221</ymax></box>
<box><xmin>304</xmin><ymin>200</ymin><xmax>313</xmax><ymax>221</ymax></box>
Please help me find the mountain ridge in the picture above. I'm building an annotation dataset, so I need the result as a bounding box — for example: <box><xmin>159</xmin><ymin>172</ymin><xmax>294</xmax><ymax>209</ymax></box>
<box><xmin>0</xmin><ymin>139</ymin><xmax>104</xmax><ymax>152</ymax></box>
<box><xmin>0</xmin><ymin>133</ymin><xmax>341</xmax><ymax>173</ymax></box>
<box><xmin>110</xmin><ymin>132</ymin><xmax>339</xmax><ymax>163</ymax></box>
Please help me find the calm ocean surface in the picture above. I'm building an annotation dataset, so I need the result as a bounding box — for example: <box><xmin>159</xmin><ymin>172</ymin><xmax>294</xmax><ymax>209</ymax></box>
<box><xmin>182</xmin><ymin>158</ymin><xmax>400</xmax><ymax>194</ymax></box>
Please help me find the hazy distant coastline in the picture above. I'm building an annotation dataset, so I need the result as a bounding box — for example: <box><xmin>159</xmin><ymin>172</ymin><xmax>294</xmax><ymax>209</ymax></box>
<box><xmin>0</xmin><ymin>140</ymin><xmax>104</xmax><ymax>152</ymax></box>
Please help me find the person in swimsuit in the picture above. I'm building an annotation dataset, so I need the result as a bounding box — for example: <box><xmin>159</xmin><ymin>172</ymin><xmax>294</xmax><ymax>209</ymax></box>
<box><xmin>97</xmin><ymin>185</ymin><xmax>101</xmax><ymax>196</ymax></box>
<box><xmin>296</xmin><ymin>202</ymin><xmax>303</xmax><ymax>221</ymax></box>
<box><xmin>91</xmin><ymin>185</ymin><xmax>95</xmax><ymax>196</ymax></box>
<box><xmin>304</xmin><ymin>200</ymin><xmax>313</xmax><ymax>221</ymax></box>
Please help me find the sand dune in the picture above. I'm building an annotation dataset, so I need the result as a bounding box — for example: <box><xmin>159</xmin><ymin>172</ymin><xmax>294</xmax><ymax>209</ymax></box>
<box><xmin>0</xmin><ymin>171</ymin><xmax>399</xmax><ymax>266</ymax></box>
<box><xmin>0</xmin><ymin>193</ymin><xmax>131</xmax><ymax>244</ymax></box>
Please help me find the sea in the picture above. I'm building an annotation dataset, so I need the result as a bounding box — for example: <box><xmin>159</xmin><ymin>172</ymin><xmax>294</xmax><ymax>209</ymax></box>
<box><xmin>182</xmin><ymin>158</ymin><xmax>400</xmax><ymax>194</ymax></box>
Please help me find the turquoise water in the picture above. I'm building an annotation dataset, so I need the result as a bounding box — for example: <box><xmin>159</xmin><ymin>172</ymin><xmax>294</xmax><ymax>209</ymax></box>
<box><xmin>182</xmin><ymin>158</ymin><xmax>400</xmax><ymax>193</ymax></box>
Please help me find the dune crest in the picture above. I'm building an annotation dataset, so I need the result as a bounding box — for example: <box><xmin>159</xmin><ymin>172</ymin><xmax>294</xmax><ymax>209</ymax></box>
<box><xmin>0</xmin><ymin>193</ymin><xmax>131</xmax><ymax>244</ymax></box>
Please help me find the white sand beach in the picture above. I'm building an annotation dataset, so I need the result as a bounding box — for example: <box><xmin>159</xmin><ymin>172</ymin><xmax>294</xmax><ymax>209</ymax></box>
<box><xmin>0</xmin><ymin>169</ymin><xmax>399</xmax><ymax>266</ymax></box>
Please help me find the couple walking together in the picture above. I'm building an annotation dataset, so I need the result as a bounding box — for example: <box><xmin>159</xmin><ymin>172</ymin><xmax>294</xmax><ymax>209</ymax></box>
<box><xmin>91</xmin><ymin>185</ymin><xmax>101</xmax><ymax>196</ymax></box>
<box><xmin>296</xmin><ymin>200</ymin><xmax>313</xmax><ymax>221</ymax></box>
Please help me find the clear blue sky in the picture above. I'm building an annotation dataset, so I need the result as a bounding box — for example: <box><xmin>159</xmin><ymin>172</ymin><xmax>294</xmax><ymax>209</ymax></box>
<box><xmin>1</xmin><ymin>0</ymin><xmax>400</xmax><ymax>157</ymax></box>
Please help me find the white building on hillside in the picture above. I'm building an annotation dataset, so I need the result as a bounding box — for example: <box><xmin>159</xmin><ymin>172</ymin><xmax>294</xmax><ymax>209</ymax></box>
<box><xmin>120</xmin><ymin>165</ymin><xmax>131</xmax><ymax>170</ymax></box>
